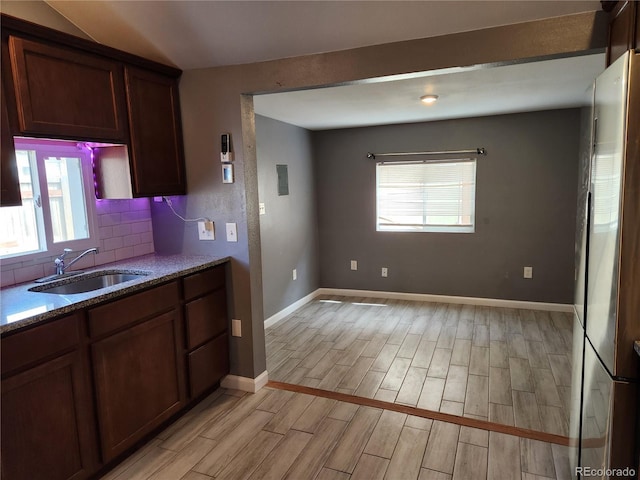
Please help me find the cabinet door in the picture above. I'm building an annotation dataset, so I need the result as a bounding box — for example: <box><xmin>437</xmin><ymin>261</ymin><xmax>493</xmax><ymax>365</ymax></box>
<box><xmin>92</xmin><ymin>310</ymin><xmax>183</xmax><ymax>461</ymax></box>
<box><xmin>125</xmin><ymin>67</ymin><xmax>186</xmax><ymax>196</ymax></box>
<box><xmin>1</xmin><ymin>74</ymin><xmax>20</xmax><ymax>206</ymax></box>
<box><xmin>635</xmin><ymin>1</ymin><xmax>640</xmax><ymax>51</ymax></box>
<box><xmin>1</xmin><ymin>351</ymin><xmax>95</xmax><ymax>480</ymax></box>
<box><xmin>607</xmin><ymin>1</ymin><xmax>637</xmax><ymax>66</ymax></box>
<box><xmin>8</xmin><ymin>36</ymin><xmax>127</xmax><ymax>140</ymax></box>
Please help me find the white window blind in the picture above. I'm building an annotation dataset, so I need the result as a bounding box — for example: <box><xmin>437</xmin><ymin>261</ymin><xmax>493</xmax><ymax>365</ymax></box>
<box><xmin>376</xmin><ymin>159</ymin><xmax>476</xmax><ymax>233</ymax></box>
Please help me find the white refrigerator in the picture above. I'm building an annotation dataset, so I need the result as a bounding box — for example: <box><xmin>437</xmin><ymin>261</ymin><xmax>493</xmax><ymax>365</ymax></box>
<box><xmin>571</xmin><ymin>50</ymin><xmax>640</xmax><ymax>479</ymax></box>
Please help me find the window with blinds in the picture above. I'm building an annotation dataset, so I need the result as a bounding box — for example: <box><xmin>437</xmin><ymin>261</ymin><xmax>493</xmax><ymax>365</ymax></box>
<box><xmin>376</xmin><ymin>159</ymin><xmax>477</xmax><ymax>233</ymax></box>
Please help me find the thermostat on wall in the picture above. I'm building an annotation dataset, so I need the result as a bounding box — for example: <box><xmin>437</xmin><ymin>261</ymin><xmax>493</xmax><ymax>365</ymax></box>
<box><xmin>221</xmin><ymin>133</ymin><xmax>233</xmax><ymax>162</ymax></box>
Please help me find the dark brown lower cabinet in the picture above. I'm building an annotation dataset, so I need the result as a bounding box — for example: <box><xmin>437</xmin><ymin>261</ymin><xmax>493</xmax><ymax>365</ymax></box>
<box><xmin>1</xmin><ymin>264</ymin><xmax>230</xmax><ymax>479</ymax></box>
<box><xmin>92</xmin><ymin>310</ymin><xmax>183</xmax><ymax>462</ymax></box>
<box><xmin>182</xmin><ymin>264</ymin><xmax>230</xmax><ymax>399</ymax></box>
<box><xmin>188</xmin><ymin>333</ymin><xmax>230</xmax><ymax>398</ymax></box>
<box><xmin>1</xmin><ymin>351</ymin><xmax>95</xmax><ymax>480</ymax></box>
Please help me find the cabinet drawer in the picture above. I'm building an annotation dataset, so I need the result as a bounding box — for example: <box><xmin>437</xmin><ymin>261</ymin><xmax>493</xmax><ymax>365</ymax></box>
<box><xmin>88</xmin><ymin>282</ymin><xmax>179</xmax><ymax>337</ymax></box>
<box><xmin>185</xmin><ymin>289</ymin><xmax>227</xmax><ymax>349</ymax></box>
<box><xmin>182</xmin><ymin>265</ymin><xmax>225</xmax><ymax>301</ymax></box>
<box><xmin>1</xmin><ymin>313</ymin><xmax>80</xmax><ymax>375</ymax></box>
<box><xmin>188</xmin><ymin>334</ymin><xmax>229</xmax><ymax>398</ymax></box>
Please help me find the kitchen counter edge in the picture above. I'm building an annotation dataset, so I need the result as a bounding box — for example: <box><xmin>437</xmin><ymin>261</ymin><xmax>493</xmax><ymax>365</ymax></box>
<box><xmin>0</xmin><ymin>254</ymin><xmax>231</xmax><ymax>334</ymax></box>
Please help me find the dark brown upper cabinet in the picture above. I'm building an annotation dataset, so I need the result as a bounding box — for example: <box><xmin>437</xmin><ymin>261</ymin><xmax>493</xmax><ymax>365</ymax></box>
<box><xmin>636</xmin><ymin>0</ymin><xmax>640</xmax><ymax>51</ymax></box>
<box><xmin>125</xmin><ymin>67</ymin><xmax>186</xmax><ymax>196</ymax></box>
<box><xmin>1</xmin><ymin>76</ymin><xmax>21</xmax><ymax>207</ymax></box>
<box><xmin>0</xmin><ymin>14</ymin><xmax>186</xmax><ymax>200</ymax></box>
<box><xmin>7</xmin><ymin>36</ymin><xmax>127</xmax><ymax>141</ymax></box>
<box><xmin>606</xmin><ymin>1</ymin><xmax>639</xmax><ymax>66</ymax></box>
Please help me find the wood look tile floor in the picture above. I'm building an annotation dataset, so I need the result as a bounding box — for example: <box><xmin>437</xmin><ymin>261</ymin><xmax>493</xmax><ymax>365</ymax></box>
<box><xmin>265</xmin><ymin>296</ymin><xmax>574</xmax><ymax>437</ymax></box>
<box><xmin>99</xmin><ymin>386</ymin><xmax>572</xmax><ymax>480</ymax></box>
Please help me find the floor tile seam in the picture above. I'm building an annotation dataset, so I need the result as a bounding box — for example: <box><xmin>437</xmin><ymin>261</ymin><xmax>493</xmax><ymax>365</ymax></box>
<box><xmin>266</xmin><ymin>381</ymin><xmax>570</xmax><ymax>448</ymax></box>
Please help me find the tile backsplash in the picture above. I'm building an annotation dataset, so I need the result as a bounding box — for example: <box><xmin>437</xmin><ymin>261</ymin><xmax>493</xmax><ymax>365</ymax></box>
<box><xmin>1</xmin><ymin>198</ymin><xmax>154</xmax><ymax>287</ymax></box>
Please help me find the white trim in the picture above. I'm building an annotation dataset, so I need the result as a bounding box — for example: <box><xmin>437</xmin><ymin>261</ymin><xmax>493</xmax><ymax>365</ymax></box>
<box><xmin>221</xmin><ymin>370</ymin><xmax>269</xmax><ymax>393</ymax></box>
<box><xmin>264</xmin><ymin>289</ymin><xmax>321</xmax><ymax>328</ymax></box>
<box><xmin>316</xmin><ymin>288</ymin><xmax>573</xmax><ymax>312</ymax></box>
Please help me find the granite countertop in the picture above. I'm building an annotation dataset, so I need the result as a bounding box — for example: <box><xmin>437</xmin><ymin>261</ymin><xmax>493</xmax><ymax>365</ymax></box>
<box><xmin>0</xmin><ymin>254</ymin><xmax>230</xmax><ymax>334</ymax></box>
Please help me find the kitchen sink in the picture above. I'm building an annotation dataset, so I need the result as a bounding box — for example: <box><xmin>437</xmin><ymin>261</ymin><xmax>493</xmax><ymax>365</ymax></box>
<box><xmin>29</xmin><ymin>271</ymin><xmax>149</xmax><ymax>295</ymax></box>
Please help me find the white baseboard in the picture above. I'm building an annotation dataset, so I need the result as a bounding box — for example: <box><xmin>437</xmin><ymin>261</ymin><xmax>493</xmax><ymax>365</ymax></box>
<box><xmin>263</xmin><ymin>288</ymin><xmax>572</xmax><ymax>329</ymax></box>
<box><xmin>221</xmin><ymin>370</ymin><xmax>269</xmax><ymax>393</ymax></box>
<box><xmin>316</xmin><ymin>288</ymin><xmax>573</xmax><ymax>312</ymax></box>
<box><xmin>264</xmin><ymin>289</ymin><xmax>321</xmax><ymax>328</ymax></box>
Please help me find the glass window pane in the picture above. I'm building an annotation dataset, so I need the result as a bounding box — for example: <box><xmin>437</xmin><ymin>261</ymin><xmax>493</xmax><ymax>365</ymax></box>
<box><xmin>0</xmin><ymin>151</ymin><xmax>43</xmax><ymax>257</ymax></box>
<box><xmin>45</xmin><ymin>156</ymin><xmax>90</xmax><ymax>243</ymax></box>
<box><xmin>376</xmin><ymin>160</ymin><xmax>476</xmax><ymax>233</ymax></box>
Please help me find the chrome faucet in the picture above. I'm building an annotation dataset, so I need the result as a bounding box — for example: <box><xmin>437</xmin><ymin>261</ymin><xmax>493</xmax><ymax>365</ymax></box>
<box><xmin>55</xmin><ymin>247</ymin><xmax>99</xmax><ymax>275</ymax></box>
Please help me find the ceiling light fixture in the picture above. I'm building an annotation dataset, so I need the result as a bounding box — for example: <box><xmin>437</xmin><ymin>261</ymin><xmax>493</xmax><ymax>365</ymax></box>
<box><xmin>420</xmin><ymin>94</ymin><xmax>439</xmax><ymax>104</ymax></box>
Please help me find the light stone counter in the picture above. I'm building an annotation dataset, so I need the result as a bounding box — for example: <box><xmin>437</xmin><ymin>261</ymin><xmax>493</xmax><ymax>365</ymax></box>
<box><xmin>1</xmin><ymin>254</ymin><xmax>230</xmax><ymax>334</ymax></box>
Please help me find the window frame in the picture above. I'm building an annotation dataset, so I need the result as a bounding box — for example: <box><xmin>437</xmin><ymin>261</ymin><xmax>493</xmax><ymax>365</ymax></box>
<box><xmin>375</xmin><ymin>158</ymin><xmax>477</xmax><ymax>234</ymax></box>
<box><xmin>1</xmin><ymin>138</ymin><xmax>100</xmax><ymax>263</ymax></box>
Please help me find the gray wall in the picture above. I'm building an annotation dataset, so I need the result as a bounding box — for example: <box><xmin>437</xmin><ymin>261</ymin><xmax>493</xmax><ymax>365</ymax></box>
<box><xmin>160</xmin><ymin>13</ymin><xmax>603</xmax><ymax>378</ymax></box>
<box><xmin>256</xmin><ymin>115</ymin><xmax>320</xmax><ymax>319</ymax></box>
<box><xmin>2</xmin><ymin>4</ymin><xmax>606</xmax><ymax>379</ymax></box>
<box><xmin>314</xmin><ymin>109</ymin><xmax>581</xmax><ymax>303</ymax></box>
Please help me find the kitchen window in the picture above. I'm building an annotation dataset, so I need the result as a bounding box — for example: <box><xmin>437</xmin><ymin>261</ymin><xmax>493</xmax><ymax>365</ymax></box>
<box><xmin>376</xmin><ymin>159</ymin><xmax>476</xmax><ymax>233</ymax></box>
<box><xmin>0</xmin><ymin>139</ymin><xmax>98</xmax><ymax>260</ymax></box>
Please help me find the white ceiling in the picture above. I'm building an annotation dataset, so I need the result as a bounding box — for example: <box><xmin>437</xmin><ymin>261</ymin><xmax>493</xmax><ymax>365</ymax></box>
<box><xmin>37</xmin><ymin>0</ymin><xmax>604</xmax><ymax>130</ymax></box>
<box><xmin>43</xmin><ymin>1</ymin><xmax>602</xmax><ymax>70</ymax></box>
<box><xmin>254</xmin><ymin>53</ymin><xmax>605</xmax><ymax>130</ymax></box>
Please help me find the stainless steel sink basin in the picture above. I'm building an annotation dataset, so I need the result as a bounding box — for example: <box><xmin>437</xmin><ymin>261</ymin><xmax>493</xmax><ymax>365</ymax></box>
<box><xmin>29</xmin><ymin>271</ymin><xmax>149</xmax><ymax>294</ymax></box>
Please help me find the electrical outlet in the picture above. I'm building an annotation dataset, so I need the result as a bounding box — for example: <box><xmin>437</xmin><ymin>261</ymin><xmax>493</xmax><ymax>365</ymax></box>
<box><xmin>232</xmin><ymin>319</ymin><xmax>242</xmax><ymax>337</ymax></box>
<box><xmin>292</xmin><ymin>269</ymin><xmax>297</xmax><ymax>280</ymax></box>
<box><xmin>259</xmin><ymin>203</ymin><xmax>266</xmax><ymax>215</ymax></box>
<box><xmin>226</xmin><ymin>223</ymin><xmax>237</xmax><ymax>242</ymax></box>
<box><xmin>524</xmin><ymin>266</ymin><xmax>533</xmax><ymax>279</ymax></box>
<box><xmin>198</xmin><ymin>221</ymin><xmax>215</xmax><ymax>240</ymax></box>
<box><xmin>381</xmin><ymin>267</ymin><xmax>388</xmax><ymax>277</ymax></box>
<box><xmin>350</xmin><ymin>260</ymin><xmax>358</xmax><ymax>271</ymax></box>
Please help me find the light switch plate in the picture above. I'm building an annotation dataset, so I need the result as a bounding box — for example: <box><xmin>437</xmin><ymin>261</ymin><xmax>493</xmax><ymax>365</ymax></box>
<box><xmin>226</xmin><ymin>223</ymin><xmax>238</xmax><ymax>242</ymax></box>
<box><xmin>350</xmin><ymin>260</ymin><xmax>358</xmax><ymax>271</ymax></box>
<box><xmin>524</xmin><ymin>266</ymin><xmax>533</xmax><ymax>279</ymax></box>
